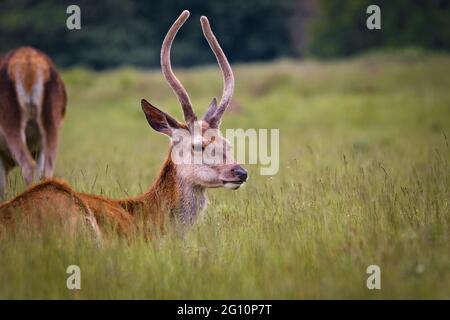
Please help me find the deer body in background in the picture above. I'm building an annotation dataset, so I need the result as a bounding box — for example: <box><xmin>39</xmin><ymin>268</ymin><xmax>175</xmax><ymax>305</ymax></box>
<box><xmin>0</xmin><ymin>47</ymin><xmax>66</xmax><ymax>198</ymax></box>
<box><xmin>0</xmin><ymin>11</ymin><xmax>247</xmax><ymax>238</ymax></box>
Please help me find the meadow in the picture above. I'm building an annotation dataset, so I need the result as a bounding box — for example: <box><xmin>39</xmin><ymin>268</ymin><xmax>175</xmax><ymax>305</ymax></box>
<box><xmin>0</xmin><ymin>50</ymin><xmax>449</xmax><ymax>299</ymax></box>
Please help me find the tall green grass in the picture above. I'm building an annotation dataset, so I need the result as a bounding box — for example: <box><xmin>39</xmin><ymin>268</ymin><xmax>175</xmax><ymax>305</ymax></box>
<box><xmin>0</xmin><ymin>52</ymin><xmax>449</xmax><ymax>298</ymax></box>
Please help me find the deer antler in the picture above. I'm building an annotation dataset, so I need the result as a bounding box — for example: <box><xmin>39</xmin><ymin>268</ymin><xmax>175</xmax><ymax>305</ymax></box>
<box><xmin>161</xmin><ymin>10</ymin><xmax>197</xmax><ymax>125</ymax></box>
<box><xmin>200</xmin><ymin>16</ymin><xmax>235</xmax><ymax>128</ymax></box>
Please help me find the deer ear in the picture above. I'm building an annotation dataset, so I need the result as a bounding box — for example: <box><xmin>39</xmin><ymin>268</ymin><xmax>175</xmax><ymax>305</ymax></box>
<box><xmin>141</xmin><ymin>99</ymin><xmax>181</xmax><ymax>137</ymax></box>
<box><xmin>202</xmin><ymin>98</ymin><xmax>217</xmax><ymax>122</ymax></box>
<box><xmin>203</xmin><ymin>98</ymin><xmax>221</xmax><ymax>128</ymax></box>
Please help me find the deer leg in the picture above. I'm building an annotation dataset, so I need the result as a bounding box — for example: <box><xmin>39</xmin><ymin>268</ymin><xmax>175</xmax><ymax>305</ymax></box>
<box><xmin>40</xmin><ymin>75</ymin><xmax>65</xmax><ymax>179</ymax></box>
<box><xmin>36</xmin><ymin>149</ymin><xmax>45</xmax><ymax>179</ymax></box>
<box><xmin>4</xmin><ymin>131</ymin><xmax>36</xmax><ymax>186</ymax></box>
<box><xmin>40</xmin><ymin>123</ymin><xmax>59</xmax><ymax>179</ymax></box>
<box><xmin>0</xmin><ymin>159</ymin><xmax>6</xmax><ymax>200</ymax></box>
<box><xmin>35</xmin><ymin>117</ymin><xmax>48</xmax><ymax>179</ymax></box>
<box><xmin>0</xmin><ymin>82</ymin><xmax>37</xmax><ymax>186</ymax></box>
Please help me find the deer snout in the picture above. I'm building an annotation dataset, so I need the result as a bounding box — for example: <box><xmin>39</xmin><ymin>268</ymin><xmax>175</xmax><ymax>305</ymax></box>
<box><xmin>232</xmin><ymin>166</ymin><xmax>248</xmax><ymax>182</ymax></box>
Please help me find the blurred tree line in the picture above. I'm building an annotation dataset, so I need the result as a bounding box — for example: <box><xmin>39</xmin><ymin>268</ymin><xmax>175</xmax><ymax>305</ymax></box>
<box><xmin>306</xmin><ymin>0</ymin><xmax>449</xmax><ymax>58</ymax></box>
<box><xmin>0</xmin><ymin>0</ymin><xmax>448</xmax><ymax>69</ymax></box>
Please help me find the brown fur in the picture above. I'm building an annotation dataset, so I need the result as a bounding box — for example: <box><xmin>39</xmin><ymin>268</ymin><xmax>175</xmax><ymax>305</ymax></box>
<box><xmin>0</xmin><ymin>153</ymin><xmax>181</xmax><ymax>238</ymax></box>
<box><xmin>6</xmin><ymin>48</ymin><xmax>51</xmax><ymax>93</ymax></box>
<box><xmin>0</xmin><ymin>47</ymin><xmax>66</xmax><ymax>195</ymax></box>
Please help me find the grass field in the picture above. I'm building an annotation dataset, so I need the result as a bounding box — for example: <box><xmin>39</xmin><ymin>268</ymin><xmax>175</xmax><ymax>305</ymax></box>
<box><xmin>0</xmin><ymin>51</ymin><xmax>449</xmax><ymax>299</ymax></box>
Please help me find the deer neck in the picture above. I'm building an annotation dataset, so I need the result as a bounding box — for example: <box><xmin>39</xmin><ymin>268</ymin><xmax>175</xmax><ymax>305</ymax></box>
<box><xmin>176</xmin><ymin>177</ymin><xmax>207</xmax><ymax>225</ymax></box>
<box><xmin>141</xmin><ymin>153</ymin><xmax>207</xmax><ymax>225</ymax></box>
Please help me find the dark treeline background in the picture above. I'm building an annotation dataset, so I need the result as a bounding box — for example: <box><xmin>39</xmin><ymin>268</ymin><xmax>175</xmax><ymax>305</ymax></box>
<box><xmin>0</xmin><ymin>0</ymin><xmax>448</xmax><ymax>69</ymax></box>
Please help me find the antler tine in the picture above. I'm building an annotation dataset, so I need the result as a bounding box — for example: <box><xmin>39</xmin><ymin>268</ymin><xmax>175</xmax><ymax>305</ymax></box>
<box><xmin>200</xmin><ymin>16</ymin><xmax>234</xmax><ymax>127</ymax></box>
<box><xmin>161</xmin><ymin>10</ymin><xmax>197</xmax><ymax>125</ymax></box>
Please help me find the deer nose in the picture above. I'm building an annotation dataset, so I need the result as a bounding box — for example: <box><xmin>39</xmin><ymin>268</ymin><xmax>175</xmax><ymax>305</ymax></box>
<box><xmin>232</xmin><ymin>166</ymin><xmax>248</xmax><ymax>182</ymax></box>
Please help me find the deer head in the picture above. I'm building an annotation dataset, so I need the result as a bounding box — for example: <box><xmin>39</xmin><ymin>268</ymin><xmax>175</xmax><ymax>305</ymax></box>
<box><xmin>141</xmin><ymin>10</ymin><xmax>248</xmax><ymax>190</ymax></box>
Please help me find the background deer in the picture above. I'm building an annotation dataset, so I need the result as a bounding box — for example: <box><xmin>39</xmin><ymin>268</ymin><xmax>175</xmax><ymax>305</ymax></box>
<box><xmin>0</xmin><ymin>47</ymin><xmax>66</xmax><ymax>198</ymax></box>
<box><xmin>0</xmin><ymin>11</ymin><xmax>247</xmax><ymax>238</ymax></box>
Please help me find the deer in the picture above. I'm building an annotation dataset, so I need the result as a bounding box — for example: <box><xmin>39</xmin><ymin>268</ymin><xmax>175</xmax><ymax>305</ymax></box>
<box><xmin>0</xmin><ymin>47</ymin><xmax>66</xmax><ymax>199</ymax></box>
<box><xmin>0</xmin><ymin>11</ymin><xmax>248</xmax><ymax>239</ymax></box>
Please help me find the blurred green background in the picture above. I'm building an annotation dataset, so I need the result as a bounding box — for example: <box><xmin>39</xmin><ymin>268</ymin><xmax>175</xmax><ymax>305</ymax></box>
<box><xmin>0</xmin><ymin>0</ymin><xmax>448</xmax><ymax>69</ymax></box>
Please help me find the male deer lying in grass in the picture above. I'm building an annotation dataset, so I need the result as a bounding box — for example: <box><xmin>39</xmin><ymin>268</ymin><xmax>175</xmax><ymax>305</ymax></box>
<box><xmin>0</xmin><ymin>47</ymin><xmax>66</xmax><ymax>199</ymax></box>
<box><xmin>0</xmin><ymin>11</ymin><xmax>248</xmax><ymax>239</ymax></box>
